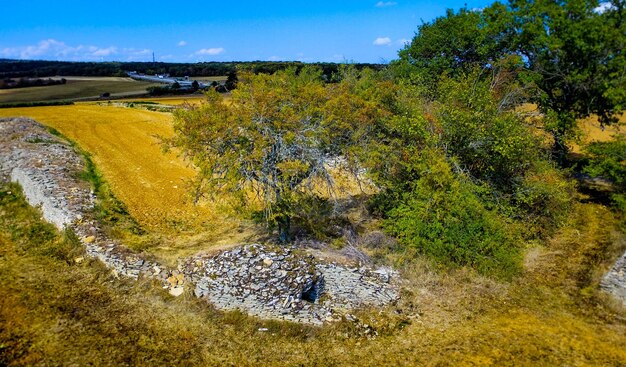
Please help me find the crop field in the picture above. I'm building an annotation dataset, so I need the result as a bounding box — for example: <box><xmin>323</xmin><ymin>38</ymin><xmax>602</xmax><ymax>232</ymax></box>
<box><xmin>518</xmin><ymin>104</ymin><xmax>625</xmax><ymax>152</ymax></box>
<box><xmin>0</xmin><ymin>77</ymin><xmax>158</xmax><ymax>104</ymax></box>
<box><xmin>193</xmin><ymin>76</ymin><xmax>228</xmax><ymax>82</ymax></box>
<box><xmin>120</xmin><ymin>95</ymin><xmax>207</xmax><ymax>105</ymax></box>
<box><xmin>0</xmin><ymin>104</ymin><xmax>255</xmax><ymax>260</ymax></box>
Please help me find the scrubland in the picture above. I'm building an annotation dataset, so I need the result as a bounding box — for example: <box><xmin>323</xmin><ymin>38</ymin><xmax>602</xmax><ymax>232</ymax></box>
<box><xmin>1</xmin><ymin>180</ymin><xmax>625</xmax><ymax>366</ymax></box>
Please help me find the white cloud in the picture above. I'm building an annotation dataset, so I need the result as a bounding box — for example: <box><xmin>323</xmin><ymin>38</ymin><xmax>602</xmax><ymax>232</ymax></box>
<box><xmin>594</xmin><ymin>2</ymin><xmax>615</xmax><ymax>13</ymax></box>
<box><xmin>0</xmin><ymin>39</ymin><xmax>125</xmax><ymax>60</ymax></box>
<box><xmin>268</xmin><ymin>55</ymin><xmax>281</xmax><ymax>61</ymax></box>
<box><xmin>91</xmin><ymin>46</ymin><xmax>117</xmax><ymax>57</ymax></box>
<box><xmin>177</xmin><ymin>40</ymin><xmax>187</xmax><ymax>47</ymax></box>
<box><xmin>122</xmin><ymin>48</ymin><xmax>152</xmax><ymax>61</ymax></box>
<box><xmin>375</xmin><ymin>1</ymin><xmax>397</xmax><ymax>7</ymax></box>
<box><xmin>373</xmin><ymin>37</ymin><xmax>392</xmax><ymax>46</ymax></box>
<box><xmin>195</xmin><ymin>47</ymin><xmax>225</xmax><ymax>55</ymax></box>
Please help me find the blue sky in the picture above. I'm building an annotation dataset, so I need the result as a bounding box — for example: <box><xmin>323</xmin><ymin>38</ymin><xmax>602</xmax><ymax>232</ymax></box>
<box><xmin>0</xmin><ymin>1</ymin><xmax>494</xmax><ymax>63</ymax></box>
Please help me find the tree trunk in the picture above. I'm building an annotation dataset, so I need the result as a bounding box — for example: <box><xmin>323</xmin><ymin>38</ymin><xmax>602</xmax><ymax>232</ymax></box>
<box><xmin>277</xmin><ymin>215</ymin><xmax>291</xmax><ymax>243</ymax></box>
<box><xmin>552</xmin><ymin>131</ymin><xmax>569</xmax><ymax>167</ymax></box>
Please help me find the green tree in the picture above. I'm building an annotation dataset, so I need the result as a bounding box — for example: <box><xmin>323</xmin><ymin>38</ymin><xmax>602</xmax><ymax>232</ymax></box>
<box><xmin>394</xmin><ymin>4</ymin><xmax>513</xmax><ymax>93</ymax></box>
<box><xmin>167</xmin><ymin>67</ymin><xmax>391</xmax><ymax>241</ymax></box>
<box><xmin>225</xmin><ymin>70</ymin><xmax>238</xmax><ymax>91</ymax></box>
<box><xmin>396</xmin><ymin>0</ymin><xmax>626</xmax><ymax>161</ymax></box>
<box><xmin>385</xmin><ymin>149</ymin><xmax>522</xmax><ymax>278</ymax></box>
<box><xmin>511</xmin><ymin>0</ymin><xmax>626</xmax><ymax>160</ymax></box>
<box><xmin>583</xmin><ymin>137</ymin><xmax>626</xmax><ymax>211</ymax></box>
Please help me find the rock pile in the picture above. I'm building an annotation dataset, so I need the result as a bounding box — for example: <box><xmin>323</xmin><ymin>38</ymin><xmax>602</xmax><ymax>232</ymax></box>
<box><xmin>601</xmin><ymin>252</ymin><xmax>626</xmax><ymax>306</ymax></box>
<box><xmin>0</xmin><ymin>118</ymin><xmax>177</xmax><ymax>287</ymax></box>
<box><xmin>184</xmin><ymin>244</ymin><xmax>399</xmax><ymax>324</ymax></box>
<box><xmin>0</xmin><ymin>117</ymin><xmax>400</xmax><ymax>324</ymax></box>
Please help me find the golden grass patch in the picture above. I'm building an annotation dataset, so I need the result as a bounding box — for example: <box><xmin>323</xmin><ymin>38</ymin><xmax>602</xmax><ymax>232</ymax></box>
<box><xmin>571</xmin><ymin>113</ymin><xmax>626</xmax><ymax>153</ymax></box>
<box><xmin>0</xmin><ymin>105</ymin><xmax>256</xmax><ymax>260</ymax></box>
<box><xmin>119</xmin><ymin>95</ymin><xmax>207</xmax><ymax>105</ymax></box>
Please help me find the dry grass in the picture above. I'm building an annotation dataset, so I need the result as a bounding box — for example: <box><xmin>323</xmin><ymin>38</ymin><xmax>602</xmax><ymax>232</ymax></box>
<box><xmin>118</xmin><ymin>96</ymin><xmax>207</xmax><ymax>105</ymax></box>
<box><xmin>571</xmin><ymin>114</ymin><xmax>626</xmax><ymax>153</ymax></box>
<box><xmin>518</xmin><ymin>103</ymin><xmax>626</xmax><ymax>152</ymax></box>
<box><xmin>1</xmin><ymin>182</ymin><xmax>626</xmax><ymax>366</ymax></box>
<box><xmin>0</xmin><ymin>77</ymin><xmax>158</xmax><ymax>103</ymax></box>
<box><xmin>0</xmin><ymin>105</ymin><xmax>257</xmax><ymax>261</ymax></box>
<box><xmin>1</xmin><ymin>102</ymin><xmax>626</xmax><ymax>365</ymax></box>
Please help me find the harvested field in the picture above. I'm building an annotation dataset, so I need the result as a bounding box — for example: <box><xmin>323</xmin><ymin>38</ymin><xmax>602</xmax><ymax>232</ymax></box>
<box><xmin>0</xmin><ymin>77</ymin><xmax>158</xmax><ymax>104</ymax></box>
<box><xmin>571</xmin><ymin>114</ymin><xmax>626</xmax><ymax>153</ymax></box>
<box><xmin>0</xmin><ymin>105</ymin><xmax>255</xmax><ymax>260</ymax></box>
<box><xmin>120</xmin><ymin>95</ymin><xmax>207</xmax><ymax>105</ymax></box>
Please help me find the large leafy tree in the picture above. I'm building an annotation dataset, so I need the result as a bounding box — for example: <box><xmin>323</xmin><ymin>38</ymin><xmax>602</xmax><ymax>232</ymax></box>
<box><xmin>396</xmin><ymin>0</ymin><xmax>625</xmax><ymax>161</ymax></box>
<box><xmin>512</xmin><ymin>0</ymin><xmax>626</xmax><ymax>160</ymax></box>
<box><xmin>167</xmin><ymin>67</ymin><xmax>392</xmax><ymax>241</ymax></box>
<box><xmin>394</xmin><ymin>4</ymin><xmax>514</xmax><ymax>91</ymax></box>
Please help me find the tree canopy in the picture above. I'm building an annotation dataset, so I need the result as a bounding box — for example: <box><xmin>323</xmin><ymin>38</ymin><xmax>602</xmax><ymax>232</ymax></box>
<box><xmin>395</xmin><ymin>0</ymin><xmax>626</xmax><ymax>158</ymax></box>
<box><xmin>168</xmin><ymin>66</ymin><xmax>392</xmax><ymax>241</ymax></box>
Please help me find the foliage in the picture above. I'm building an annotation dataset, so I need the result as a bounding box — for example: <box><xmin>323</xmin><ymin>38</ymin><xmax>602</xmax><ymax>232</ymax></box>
<box><xmin>385</xmin><ymin>151</ymin><xmax>521</xmax><ymax>278</ymax></box>
<box><xmin>583</xmin><ymin>137</ymin><xmax>626</xmax><ymax>210</ymax></box>
<box><xmin>395</xmin><ymin>0</ymin><xmax>626</xmax><ymax>158</ymax></box>
<box><xmin>512</xmin><ymin>160</ymin><xmax>575</xmax><ymax>236</ymax></box>
<box><xmin>168</xmin><ymin>66</ymin><xmax>392</xmax><ymax>241</ymax></box>
<box><xmin>377</xmin><ymin>52</ymin><xmax>573</xmax><ymax>275</ymax></box>
<box><xmin>0</xmin><ymin>100</ymin><xmax>74</xmax><ymax>108</ymax></box>
<box><xmin>434</xmin><ymin>70</ymin><xmax>539</xmax><ymax>188</ymax></box>
<box><xmin>394</xmin><ymin>4</ymin><xmax>513</xmax><ymax>90</ymax></box>
<box><xmin>0</xmin><ymin>59</ymin><xmax>384</xmax><ymax>80</ymax></box>
<box><xmin>146</xmin><ymin>85</ymin><xmax>194</xmax><ymax>96</ymax></box>
<box><xmin>0</xmin><ymin>77</ymin><xmax>66</xmax><ymax>89</ymax></box>
<box><xmin>511</xmin><ymin>0</ymin><xmax>626</xmax><ymax>158</ymax></box>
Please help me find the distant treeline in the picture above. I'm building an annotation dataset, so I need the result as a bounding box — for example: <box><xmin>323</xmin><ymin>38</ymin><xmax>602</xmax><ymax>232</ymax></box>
<box><xmin>1</xmin><ymin>77</ymin><xmax>67</xmax><ymax>89</ymax></box>
<box><xmin>0</xmin><ymin>100</ymin><xmax>74</xmax><ymax>108</ymax></box>
<box><xmin>0</xmin><ymin>59</ymin><xmax>385</xmax><ymax>79</ymax></box>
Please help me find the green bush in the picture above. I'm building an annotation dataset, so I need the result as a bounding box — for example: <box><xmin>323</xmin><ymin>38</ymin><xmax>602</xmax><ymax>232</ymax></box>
<box><xmin>513</xmin><ymin>160</ymin><xmax>574</xmax><ymax>237</ymax></box>
<box><xmin>583</xmin><ymin>138</ymin><xmax>626</xmax><ymax>211</ymax></box>
<box><xmin>384</xmin><ymin>152</ymin><xmax>521</xmax><ymax>278</ymax></box>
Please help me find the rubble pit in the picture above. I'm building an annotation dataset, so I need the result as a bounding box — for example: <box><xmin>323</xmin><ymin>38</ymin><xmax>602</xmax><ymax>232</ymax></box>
<box><xmin>0</xmin><ymin>117</ymin><xmax>399</xmax><ymax>325</ymax></box>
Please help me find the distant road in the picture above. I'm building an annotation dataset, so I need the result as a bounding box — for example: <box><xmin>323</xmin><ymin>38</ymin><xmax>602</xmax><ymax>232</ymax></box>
<box><xmin>127</xmin><ymin>72</ymin><xmax>209</xmax><ymax>88</ymax></box>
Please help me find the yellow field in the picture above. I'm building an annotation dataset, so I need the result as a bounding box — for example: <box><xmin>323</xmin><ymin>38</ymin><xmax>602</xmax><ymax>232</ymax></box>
<box><xmin>0</xmin><ymin>105</ymin><xmax>255</xmax><ymax>260</ymax></box>
<box><xmin>518</xmin><ymin>104</ymin><xmax>625</xmax><ymax>152</ymax></box>
<box><xmin>119</xmin><ymin>95</ymin><xmax>207</xmax><ymax>105</ymax></box>
<box><xmin>572</xmin><ymin>114</ymin><xmax>626</xmax><ymax>153</ymax></box>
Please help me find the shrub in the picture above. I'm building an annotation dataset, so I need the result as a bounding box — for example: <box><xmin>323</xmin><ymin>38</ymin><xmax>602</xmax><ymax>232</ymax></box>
<box><xmin>385</xmin><ymin>152</ymin><xmax>521</xmax><ymax>278</ymax></box>
<box><xmin>582</xmin><ymin>138</ymin><xmax>626</xmax><ymax>212</ymax></box>
<box><xmin>513</xmin><ymin>160</ymin><xmax>574</xmax><ymax>237</ymax></box>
